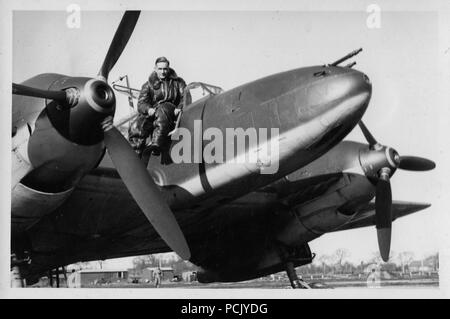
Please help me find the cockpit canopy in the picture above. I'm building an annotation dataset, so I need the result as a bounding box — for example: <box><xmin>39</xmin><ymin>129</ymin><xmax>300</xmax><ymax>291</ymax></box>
<box><xmin>184</xmin><ymin>82</ymin><xmax>224</xmax><ymax>106</ymax></box>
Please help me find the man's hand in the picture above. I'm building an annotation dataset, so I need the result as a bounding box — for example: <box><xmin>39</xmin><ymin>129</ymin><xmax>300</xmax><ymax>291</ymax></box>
<box><xmin>174</xmin><ymin>109</ymin><xmax>181</xmax><ymax>116</ymax></box>
<box><xmin>148</xmin><ymin>108</ymin><xmax>156</xmax><ymax>116</ymax></box>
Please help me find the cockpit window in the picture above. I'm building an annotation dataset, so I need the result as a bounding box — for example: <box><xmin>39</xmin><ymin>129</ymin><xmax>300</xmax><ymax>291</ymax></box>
<box><xmin>184</xmin><ymin>82</ymin><xmax>224</xmax><ymax>106</ymax></box>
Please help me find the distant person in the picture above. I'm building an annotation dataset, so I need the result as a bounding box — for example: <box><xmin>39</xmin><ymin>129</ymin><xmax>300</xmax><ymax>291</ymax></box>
<box><xmin>67</xmin><ymin>269</ymin><xmax>77</xmax><ymax>288</ymax></box>
<box><xmin>153</xmin><ymin>269</ymin><xmax>162</xmax><ymax>288</ymax></box>
<box><xmin>366</xmin><ymin>268</ymin><xmax>381</xmax><ymax>288</ymax></box>
<box><xmin>128</xmin><ymin>56</ymin><xmax>188</xmax><ymax>157</ymax></box>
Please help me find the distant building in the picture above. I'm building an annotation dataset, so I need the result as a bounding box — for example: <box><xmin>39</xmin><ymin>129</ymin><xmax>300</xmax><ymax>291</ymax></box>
<box><xmin>67</xmin><ymin>269</ymin><xmax>128</xmax><ymax>287</ymax></box>
<box><xmin>182</xmin><ymin>271</ymin><xmax>197</xmax><ymax>282</ymax></box>
<box><xmin>408</xmin><ymin>260</ymin><xmax>434</xmax><ymax>274</ymax></box>
<box><xmin>141</xmin><ymin>267</ymin><xmax>174</xmax><ymax>282</ymax></box>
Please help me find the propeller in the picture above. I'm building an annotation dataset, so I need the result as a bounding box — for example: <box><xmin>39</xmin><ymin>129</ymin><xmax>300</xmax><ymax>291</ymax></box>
<box><xmin>398</xmin><ymin>156</ymin><xmax>436</xmax><ymax>171</ymax></box>
<box><xmin>374</xmin><ymin>168</ymin><xmax>392</xmax><ymax>262</ymax></box>
<box><xmin>12</xmin><ymin>11</ymin><xmax>191</xmax><ymax>260</ymax></box>
<box><xmin>102</xmin><ymin>120</ymin><xmax>190</xmax><ymax>259</ymax></box>
<box><xmin>12</xmin><ymin>83</ymin><xmax>67</xmax><ymax>102</ymax></box>
<box><xmin>358</xmin><ymin>121</ymin><xmax>378</xmax><ymax>148</ymax></box>
<box><xmin>98</xmin><ymin>11</ymin><xmax>140</xmax><ymax>80</ymax></box>
<box><xmin>358</xmin><ymin>120</ymin><xmax>435</xmax><ymax>262</ymax></box>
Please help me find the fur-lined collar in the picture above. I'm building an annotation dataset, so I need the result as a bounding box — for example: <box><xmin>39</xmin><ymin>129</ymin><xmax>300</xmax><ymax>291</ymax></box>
<box><xmin>148</xmin><ymin>68</ymin><xmax>179</xmax><ymax>89</ymax></box>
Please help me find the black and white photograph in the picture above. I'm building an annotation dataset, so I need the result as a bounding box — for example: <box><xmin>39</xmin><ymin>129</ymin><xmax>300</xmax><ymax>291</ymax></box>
<box><xmin>1</xmin><ymin>0</ymin><xmax>449</xmax><ymax>300</ymax></box>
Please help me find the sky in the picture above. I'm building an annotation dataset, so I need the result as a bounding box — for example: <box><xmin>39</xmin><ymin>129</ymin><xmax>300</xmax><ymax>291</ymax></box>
<box><xmin>3</xmin><ymin>0</ymin><xmax>450</xmax><ymax>295</ymax></box>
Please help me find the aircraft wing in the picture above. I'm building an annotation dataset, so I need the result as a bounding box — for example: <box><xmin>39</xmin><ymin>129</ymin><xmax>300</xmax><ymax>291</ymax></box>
<box><xmin>21</xmin><ymin>168</ymin><xmax>431</xmax><ymax>283</ymax></box>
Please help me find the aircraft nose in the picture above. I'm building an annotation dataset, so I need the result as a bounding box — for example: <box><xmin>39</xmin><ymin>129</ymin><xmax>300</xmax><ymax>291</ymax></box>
<box><xmin>299</xmin><ymin>68</ymin><xmax>371</xmax><ymax>128</ymax></box>
<box><xmin>311</xmin><ymin>68</ymin><xmax>372</xmax><ymax>128</ymax></box>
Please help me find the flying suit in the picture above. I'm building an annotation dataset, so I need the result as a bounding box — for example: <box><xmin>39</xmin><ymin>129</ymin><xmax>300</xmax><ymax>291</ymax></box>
<box><xmin>128</xmin><ymin>68</ymin><xmax>187</xmax><ymax>155</ymax></box>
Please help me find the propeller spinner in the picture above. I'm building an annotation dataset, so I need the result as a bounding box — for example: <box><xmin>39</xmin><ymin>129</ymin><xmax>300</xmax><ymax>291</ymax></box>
<box><xmin>12</xmin><ymin>11</ymin><xmax>191</xmax><ymax>260</ymax></box>
<box><xmin>358</xmin><ymin>120</ymin><xmax>435</xmax><ymax>262</ymax></box>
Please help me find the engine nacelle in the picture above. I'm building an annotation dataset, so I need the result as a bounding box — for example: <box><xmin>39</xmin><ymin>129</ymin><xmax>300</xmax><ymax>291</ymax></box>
<box><xmin>11</xmin><ymin>183</ymin><xmax>75</xmax><ymax>232</ymax></box>
<box><xmin>276</xmin><ymin>173</ymin><xmax>375</xmax><ymax>246</ymax></box>
<box><xmin>11</xmin><ymin>74</ymin><xmax>109</xmax><ymax>233</ymax></box>
<box><xmin>12</xmin><ymin>74</ymin><xmax>112</xmax><ymax>193</ymax></box>
<box><xmin>22</xmin><ymin>109</ymin><xmax>104</xmax><ymax>193</ymax></box>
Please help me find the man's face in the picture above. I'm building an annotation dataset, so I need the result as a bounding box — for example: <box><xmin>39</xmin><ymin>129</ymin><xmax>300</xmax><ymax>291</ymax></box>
<box><xmin>155</xmin><ymin>62</ymin><xmax>169</xmax><ymax>80</ymax></box>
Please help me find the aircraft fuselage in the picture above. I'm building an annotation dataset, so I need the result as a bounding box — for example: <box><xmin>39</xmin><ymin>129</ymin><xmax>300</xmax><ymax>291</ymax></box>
<box><xmin>145</xmin><ymin>65</ymin><xmax>371</xmax><ymax>210</ymax></box>
<box><xmin>11</xmin><ymin>65</ymin><xmax>371</xmax><ymax>256</ymax></box>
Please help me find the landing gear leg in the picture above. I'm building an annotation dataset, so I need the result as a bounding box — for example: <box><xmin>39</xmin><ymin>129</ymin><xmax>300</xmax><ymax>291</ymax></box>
<box><xmin>285</xmin><ymin>261</ymin><xmax>311</xmax><ymax>289</ymax></box>
<box><xmin>49</xmin><ymin>270</ymin><xmax>53</xmax><ymax>287</ymax></box>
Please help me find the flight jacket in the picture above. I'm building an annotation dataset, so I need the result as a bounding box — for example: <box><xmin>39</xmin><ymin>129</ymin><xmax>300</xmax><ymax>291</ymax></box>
<box><xmin>137</xmin><ymin>68</ymin><xmax>187</xmax><ymax>115</ymax></box>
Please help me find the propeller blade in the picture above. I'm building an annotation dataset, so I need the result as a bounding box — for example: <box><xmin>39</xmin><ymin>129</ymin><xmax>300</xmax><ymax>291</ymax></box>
<box><xmin>357</xmin><ymin>121</ymin><xmax>435</xmax><ymax>262</ymax></box>
<box><xmin>98</xmin><ymin>11</ymin><xmax>140</xmax><ymax>79</ymax></box>
<box><xmin>375</xmin><ymin>175</ymin><xmax>392</xmax><ymax>262</ymax></box>
<box><xmin>399</xmin><ymin>156</ymin><xmax>436</xmax><ymax>171</ymax></box>
<box><xmin>376</xmin><ymin>228</ymin><xmax>391</xmax><ymax>263</ymax></box>
<box><xmin>12</xmin><ymin>83</ymin><xmax>67</xmax><ymax>101</ymax></box>
<box><xmin>358</xmin><ymin>121</ymin><xmax>378</xmax><ymax>147</ymax></box>
<box><xmin>103</xmin><ymin>126</ymin><xmax>191</xmax><ymax>260</ymax></box>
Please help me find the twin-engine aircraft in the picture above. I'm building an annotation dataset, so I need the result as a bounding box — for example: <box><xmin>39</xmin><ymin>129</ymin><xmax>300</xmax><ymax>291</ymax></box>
<box><xmin>11</xmin><ymin>11</ymin><xmax>435</xmax><ymax>288</ymax></box>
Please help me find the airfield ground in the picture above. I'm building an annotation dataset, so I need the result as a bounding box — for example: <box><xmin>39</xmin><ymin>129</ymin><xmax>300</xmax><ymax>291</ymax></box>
<box><xmin>71</xmin><ymin>277</ymin><xmax>438</xmax><ymax>289</ymax></box>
